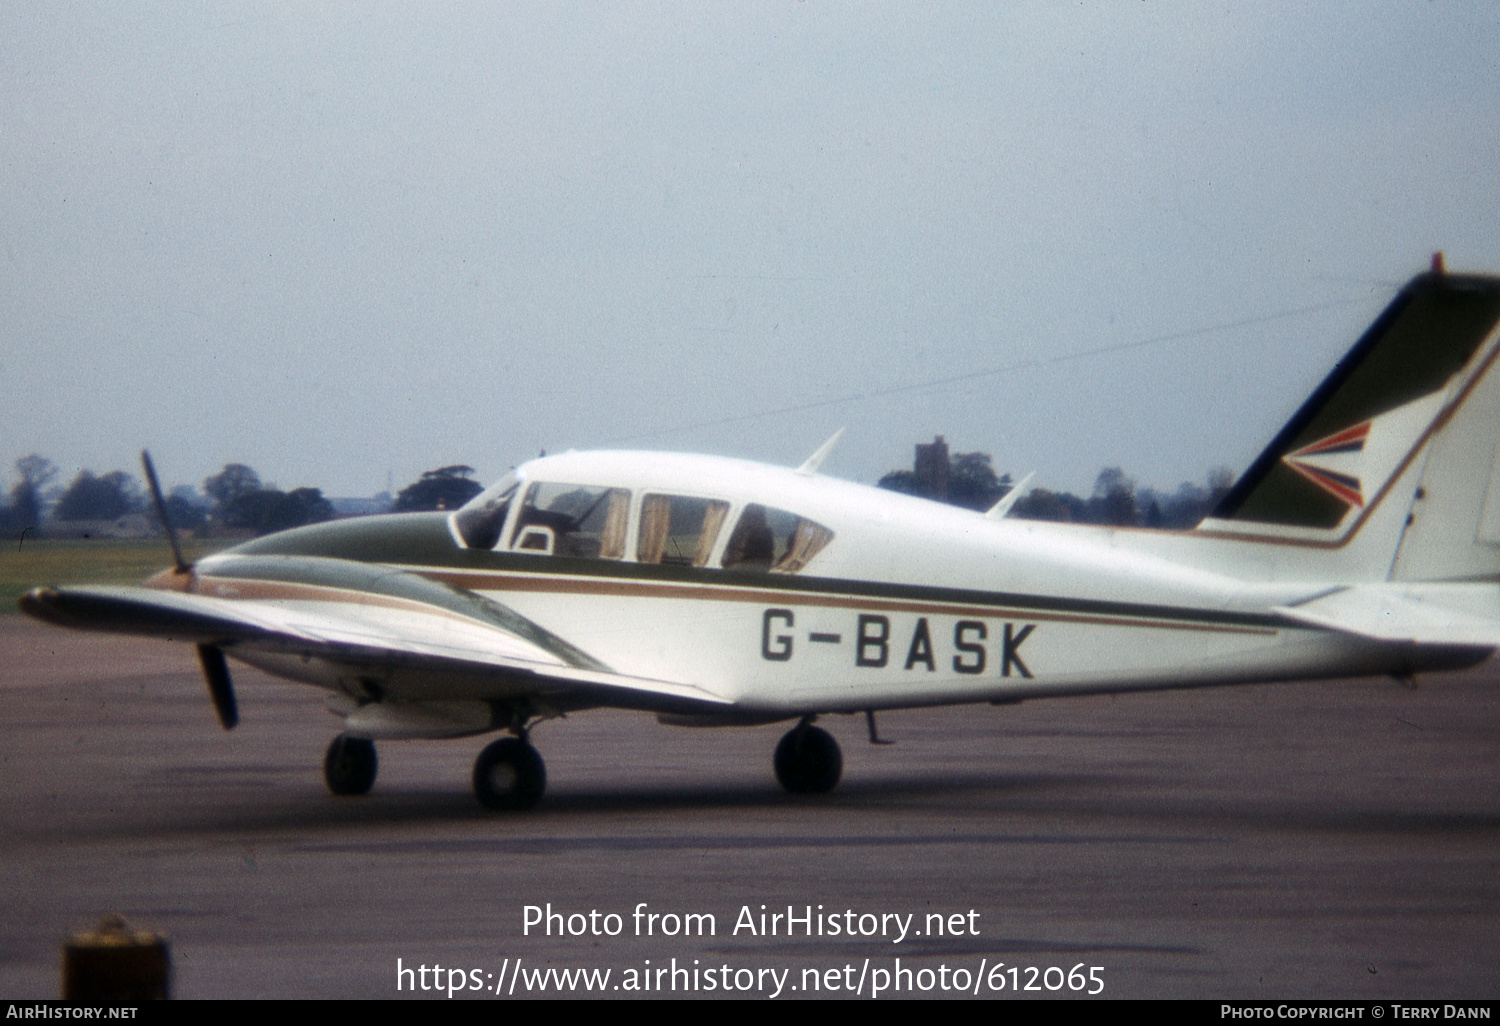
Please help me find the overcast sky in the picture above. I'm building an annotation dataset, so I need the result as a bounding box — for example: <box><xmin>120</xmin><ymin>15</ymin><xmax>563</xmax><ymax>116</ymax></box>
<box><xmin>4</xmin><ymin>3</ymin><xmax>1498</xmax><ymax>500</ymax></box>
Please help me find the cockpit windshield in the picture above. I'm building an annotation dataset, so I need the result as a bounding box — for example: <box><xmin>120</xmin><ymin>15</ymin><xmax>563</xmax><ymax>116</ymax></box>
<box><xmin>452</xmin><ymin>473</ymin><xmax>518</xmax><ymax>550</ymax></box>
<box><xmin>453</xmin><ymin>471</ymin><xmax>833</xmax><ymax>573</ymax></box>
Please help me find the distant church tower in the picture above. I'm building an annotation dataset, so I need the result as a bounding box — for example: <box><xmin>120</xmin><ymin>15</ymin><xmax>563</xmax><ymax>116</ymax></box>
<box><xmin>914</xmin><ymin>435</ymin><xmax>949</xmax><ymax>499</ymax></box>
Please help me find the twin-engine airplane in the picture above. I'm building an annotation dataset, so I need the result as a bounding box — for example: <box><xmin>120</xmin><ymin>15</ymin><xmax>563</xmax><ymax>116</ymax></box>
<box><xmin>22</xmin><ymin>265</ymin><xmax>1500</xmax><ymax>810</ymax></box>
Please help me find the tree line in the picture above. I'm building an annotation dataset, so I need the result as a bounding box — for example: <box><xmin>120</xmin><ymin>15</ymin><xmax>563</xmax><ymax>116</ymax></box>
<box><xmin>2</xmin><ymin>442</ymin><xmax>1235</xmax><ymax>541</ymax></box>
<box><xmin>878</xmin><ymin>438</ymin><xmax>1234</xmax><ymax>528</ymax></box>
<box><xmin>0</xmin><ymin>456</ymin><xmax>484</xmax><ymax>539</ymax></box>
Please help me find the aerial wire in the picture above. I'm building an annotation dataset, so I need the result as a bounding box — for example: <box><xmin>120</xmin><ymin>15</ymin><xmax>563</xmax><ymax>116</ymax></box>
<box><xmin>602</xmin><ymin>294</ymin><xmax>1371</xmax><ymax>446</ymax></box>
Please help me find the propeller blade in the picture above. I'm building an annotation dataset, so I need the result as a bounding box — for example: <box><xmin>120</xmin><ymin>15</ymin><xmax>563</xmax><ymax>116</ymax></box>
<box><xmin>140</xmin><ymin>450</ymin><xmax>188</xmax><ymax>574</ymax></box>
<box><xmin>197</xmin><ymin>643</ymin><xmax>238</xmax><ymax>730</ymax></box>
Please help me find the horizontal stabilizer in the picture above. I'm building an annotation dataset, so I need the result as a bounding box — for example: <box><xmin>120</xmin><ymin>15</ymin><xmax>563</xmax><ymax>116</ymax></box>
<box><xmin>1276</xmin><ymin>584</ymin><xmax>1500</xmax><ymax>647</ymax></box>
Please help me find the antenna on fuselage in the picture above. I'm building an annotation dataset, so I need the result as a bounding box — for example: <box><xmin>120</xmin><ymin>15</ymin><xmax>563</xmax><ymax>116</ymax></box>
<box><xmin>797</xmin><ymin>428</ymin><xmax>846</xmax><ymax>476</ymax></box>
<box><xmin>984</xmin><ymin>471</ymin><xmax>1036</xmax><ymax>520</ymax></box>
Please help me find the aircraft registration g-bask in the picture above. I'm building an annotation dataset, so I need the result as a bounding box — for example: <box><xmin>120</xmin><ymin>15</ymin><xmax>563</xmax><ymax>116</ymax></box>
<box><xmin>21</xmin><ymin>265</ymin><xmax>1500</xmax><ymax>810</ymax></box>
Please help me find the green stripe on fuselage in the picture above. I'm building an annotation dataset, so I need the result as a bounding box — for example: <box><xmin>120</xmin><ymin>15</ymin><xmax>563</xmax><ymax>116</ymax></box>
<box><xmin>227</xmin><ymin>513</ymin><xmax>1286</xmax><ymax>632</ymax></box>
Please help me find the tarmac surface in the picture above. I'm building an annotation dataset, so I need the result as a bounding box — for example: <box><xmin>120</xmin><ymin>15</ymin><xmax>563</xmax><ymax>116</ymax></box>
<box><xmin>2</xmin><ymin>615</ymin><xmax>1498</xmax><ymax>999</ymax></box>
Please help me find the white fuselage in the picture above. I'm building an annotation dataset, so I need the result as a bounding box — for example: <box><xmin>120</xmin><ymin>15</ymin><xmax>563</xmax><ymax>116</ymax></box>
<box><xmin>366</xmin><ymin>451</ymin><xmax>1440</xmax><ymax>714</ymax></box>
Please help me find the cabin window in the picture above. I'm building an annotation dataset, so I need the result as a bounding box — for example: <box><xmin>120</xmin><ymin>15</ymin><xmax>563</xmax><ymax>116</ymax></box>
<box><xmin>511</xmin><ymin>483</ymin><xmax>630</xmax><ymax>559</ymax></box>
<box><xmin>721</xmin><ymin>504</ymin><xmax>833</xmax><ymax>573</ymax></box>
<box><xmin>637</xmin><ymin>494</ymin><xmax>730</xmax><ymax>566</ymax></box>
<box><xmin>452</xmin><ymin>479</ymin><xmax>517</xmax><ymax>550</ymax></box>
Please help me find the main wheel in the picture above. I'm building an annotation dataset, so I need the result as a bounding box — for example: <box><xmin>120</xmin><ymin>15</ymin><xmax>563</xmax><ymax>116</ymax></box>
<box><xmin>324</xmin><ymin>734</ymin><xmax>377</xmax><ymax>796</ymax></box>
<box><xmin>473</xmin><ymin>737</ymin><xmax>547</xmax><ymax>811</ymax></box>
<box><xmin>774</xmin><ymin>724</ymin><xmax>842</xmax><ymax>794</ymax></box>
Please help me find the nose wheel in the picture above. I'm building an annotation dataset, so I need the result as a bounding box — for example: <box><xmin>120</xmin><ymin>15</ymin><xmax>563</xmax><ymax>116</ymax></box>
<box><xmin>324</xmin><ymin>734</ymin><xmax>377</xmax><ymax>796</ymax></box>
<box><xmin>774</xmin><ymin>722</ymin><xmax>842</xmax><ymax>794</ymax></box>
<box><xmin>473</xmin><ymin>737</ymin><xmax>547</xmax><ymax>810</ymax></box>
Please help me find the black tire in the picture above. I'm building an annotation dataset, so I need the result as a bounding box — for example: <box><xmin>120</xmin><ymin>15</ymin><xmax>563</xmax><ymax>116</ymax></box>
<box><xmin>473</xmin><ymin>737</ymin><xmax>547</xmax><ymax>811</ymax></box>
<box><xmin>324</xmin><ymin>734</ymin><xmax>377</xmax><ymax>796</ymax></box>
<box><xmin>774</xmin><ymin>724</ymin><xmax>842</xmax><ymax>794</ymax></box>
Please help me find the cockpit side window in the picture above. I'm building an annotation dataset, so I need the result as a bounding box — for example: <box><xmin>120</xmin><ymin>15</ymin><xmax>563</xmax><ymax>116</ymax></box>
<box><xmin>721</xmin><ymin>504</ymin><xmax>833</xmax><ymax>573</ymax></box>
<box><xmin>637</xmin><ymin>494</ymin><xmax>730</xmax><ymax>566</ymax></box>
<box><xmin>452</xmin><ymin>481</ymin><xmax>517</xmax><ymax>550</ymax></box>
<box><xmin>512</xmin><ymin>483</ymin><xmax>630</xmax><ymax>559</ymax></box>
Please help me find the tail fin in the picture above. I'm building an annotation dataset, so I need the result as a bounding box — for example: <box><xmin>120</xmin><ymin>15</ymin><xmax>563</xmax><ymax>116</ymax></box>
<box><xmin>1198</xmin><ymin>268</ymin><xmax>1500</xmax><ymax>582</ymax></box>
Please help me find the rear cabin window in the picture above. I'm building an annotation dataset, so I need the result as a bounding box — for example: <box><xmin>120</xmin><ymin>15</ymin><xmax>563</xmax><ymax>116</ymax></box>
<box><xmin>721</xmin><ymin>504</ymin><xmax>833</xmax><ymax>573</ymax></box>
<box><xmin>511</xmin><ymin>483</ymin><xmax>630</xmax><ymax>559</ymax></box>
<box><xmin>637</xmin><ymin>494</ymin><xmax>730</xmax><ymax>566</ymax></box>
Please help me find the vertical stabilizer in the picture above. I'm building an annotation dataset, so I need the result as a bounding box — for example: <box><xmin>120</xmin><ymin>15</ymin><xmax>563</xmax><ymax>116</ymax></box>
<box><xmin>1197</xmin><ymin>271</ymin><xmax>1500</xmax><ymax>582</ymax></box>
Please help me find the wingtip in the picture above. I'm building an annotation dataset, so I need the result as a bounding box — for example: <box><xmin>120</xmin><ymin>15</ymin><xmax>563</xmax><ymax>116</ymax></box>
<box><xmin>18</xmin><ymin>586</ymin><xmax>62</xmax><ymax>625</ymax></box>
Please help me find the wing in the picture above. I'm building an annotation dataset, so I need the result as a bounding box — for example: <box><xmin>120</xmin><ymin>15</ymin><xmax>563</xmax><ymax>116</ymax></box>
<box><xmin>20</xmin><ymin>560</ymin><xmax>732</xmax><ymax>719</ymax></box>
